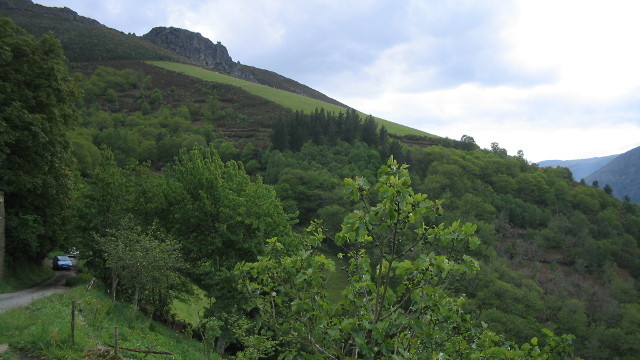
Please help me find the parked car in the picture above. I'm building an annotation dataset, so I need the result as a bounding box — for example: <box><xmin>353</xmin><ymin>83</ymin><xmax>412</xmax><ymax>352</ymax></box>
<box><xmin>52</xmin><ymin>255</ymin><xmax>73</xmax><ymax>270</ymax></box>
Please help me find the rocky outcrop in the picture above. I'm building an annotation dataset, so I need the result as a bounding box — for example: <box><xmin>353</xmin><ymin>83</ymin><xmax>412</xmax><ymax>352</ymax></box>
<box><xmin>143</xmin><ymin>27</ymin><xmax>256</xmax><ymax>81</ymax></box>
<box><xmin>142</xmin><ymin>26</ymin><xmax>346</xmax><ymax>107</ymax></box>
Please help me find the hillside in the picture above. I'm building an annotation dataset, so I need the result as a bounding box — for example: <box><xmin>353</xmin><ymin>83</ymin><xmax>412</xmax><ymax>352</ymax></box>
<box><xmin>148</xmin><ymin>61</ymin><xmax>431</xmax><ymax>138</ymax></box>
<box><xmin>0</xmin><ymin>0</ymin><xmax>344</xmax><ymax>107</ymax></box>
<box><xmin>1</xmin><ymin>0</ymin><xmax>433</xmax><ymax>142</ymax></box>
<box><xmin>538</xmin><ymin>154</ymin><xmax>619</xmax><ymax>181</ymax></box>
<box><xmin>3</xmin><ymin>3</ymin><xmax>640</xmax><ymax>359</ymax></box>
<box><xmin>0</xmin><ymin>0</ymin><xmax>193</xmax><ymax>63</ymax></box>
<box><xmin>144</xmin><ymin>26</ymin><xmax>348</xmax><ymax>108</ymax></box>
<box><xmin>73</xmin><ymin>60</ymin><xmax>293</xmax><ymax>148</ymax></box>
<box><xmin>586</xmin><ymin>145</ymin><xmax>640</xmax><ymax>203</ymax></box>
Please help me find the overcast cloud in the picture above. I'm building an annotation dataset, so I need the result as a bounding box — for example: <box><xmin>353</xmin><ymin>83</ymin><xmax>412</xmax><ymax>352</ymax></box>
<box><xmin>34</xmin><ymin>0</ymin><xmax>640</xmax><ymax>162</ymax></box>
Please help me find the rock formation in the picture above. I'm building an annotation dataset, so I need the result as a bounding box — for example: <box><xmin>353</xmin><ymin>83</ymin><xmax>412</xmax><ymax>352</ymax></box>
<box><xmin>143</xmin><ymin>26</ymin><xmax>256</xmax><ymax>81</ymax></box>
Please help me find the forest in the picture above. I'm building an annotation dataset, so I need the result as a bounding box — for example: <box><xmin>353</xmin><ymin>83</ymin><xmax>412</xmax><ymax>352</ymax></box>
<box><xmin>2</xmin><ymin>18</ymin><xmax>640</xmax><ymax>359</ymax></box>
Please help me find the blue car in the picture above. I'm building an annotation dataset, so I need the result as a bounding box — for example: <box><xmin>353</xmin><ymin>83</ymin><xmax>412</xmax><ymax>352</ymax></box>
<box><xmin>52</xmin><ymin>255</ymin><xmax>73</xmax><ymax>270</ymax></box>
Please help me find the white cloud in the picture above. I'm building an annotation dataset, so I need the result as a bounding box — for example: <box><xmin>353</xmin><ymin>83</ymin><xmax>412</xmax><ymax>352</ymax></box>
<box><xmin>161</xmin><ymin>0</ymin><xmax>290</xmax><ymax>55</ymax></box>
<box><xmin>344</xmin><ymin>81</ymin><xmax>640</xmax><ymax>162</ymax></box>
<box><xmin>504</xmin><ymin>0</ymin><xmax>640</xmax><ymax>102</ymax></box>
<box><xmin>430</xmin><ymin>121</ymin><xmax>640</xmax><ymax>163</ymax></box>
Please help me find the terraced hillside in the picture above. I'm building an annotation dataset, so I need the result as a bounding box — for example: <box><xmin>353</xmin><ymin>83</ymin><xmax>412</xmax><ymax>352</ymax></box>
<box><xmin>74</xmin><ymin>61</ymin><xmax>293</xmax><ymax>148</ymax></box>
<box><xmin>149</xmin><ymin>61</ymin><xmax>434</xmax><ymax>138</ymax></box>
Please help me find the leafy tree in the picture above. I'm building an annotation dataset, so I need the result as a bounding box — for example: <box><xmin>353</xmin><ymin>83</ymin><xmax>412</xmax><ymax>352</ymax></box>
<box><xmin>95</xmin><ymin>218</ymin><xmax>184</xmax><ymax>311</ymax></box>
<box><xmin>149</xmin><ymin>88</ymin><xmax>163</xmax><ymax>105</ymax></box>
<box><xmin>460</xmin><ymin>134</ymin><xmax>477</xmax><ymax>151</ymax></box>
<box><xmin>603</xmin><ymin>183</ymin><xmax>613</xmax><ymax>196</ymax></box>
<box><xmin>360</xmin><ymin>115</ymin><xmax>379</xmax><ymax>147</ymax></box>
<box><xmin>275</xmin><ymin>167</ymin><xmax>341</xmax><ymax>224</ymax></box>
<box><xmin>72</xmin><ymin>150</ymin><xmax>138</xmax><ymax>248</ymax></box>
<box><xmin>236</xmin><ymin>158</ymin><xmax>576</xmax><ymax>359</ymax></box>
<box><xmin>0</xmin><ymin>18</ymin><xmax>78</xmax><ymax>264</ymax></box>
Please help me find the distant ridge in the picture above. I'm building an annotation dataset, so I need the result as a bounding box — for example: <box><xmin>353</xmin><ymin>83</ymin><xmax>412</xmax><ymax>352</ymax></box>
<box><xmin>586</xmin><ymin>146</ymin><xmax>640</xmax><ymax>203</ymax></box>
<box><xmin>538</xmin><ymin>154</ymin><xmax>619</xmax><ymax>181</ymax></box>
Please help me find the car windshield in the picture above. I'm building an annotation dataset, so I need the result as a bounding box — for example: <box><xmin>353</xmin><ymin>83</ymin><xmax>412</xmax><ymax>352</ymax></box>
<box><xmin>57</xmin><ymin>256</ymin><xmax>71</xmax><ymax>261</ymax></box>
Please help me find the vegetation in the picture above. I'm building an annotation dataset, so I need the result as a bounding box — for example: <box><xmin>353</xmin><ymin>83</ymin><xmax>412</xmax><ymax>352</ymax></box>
<box><xmin>0</xmin><ymin>261</ymin><xmax>52</xmax><ymax>294</ymax></box>
<box><xmin>236</xmin><ymin>158</ymin><xmax>575</xmax><ymax>359</ymax></box>
<box><xmin>0</xmin><ymin>18</ymin><xmax>78</xmax><ymax>271</ymax></box>
<box><xmin>0</xmin><ymin>1</ymin><xmax>190</xmax><ymax>63</ymax></box>
<box><xmin>2</xmin><ymin>17</ymin><xmax>640</xmax><ymax>360</ymax></box>
<box><xmin>149</xmin><ymin>61</ymin><xmax>430</xmax><ymax>137</ymax></box>
<box><xmin>0</xmin><ymin>286</ymin><xmax>210</xmax><ymax>359</ymax></box>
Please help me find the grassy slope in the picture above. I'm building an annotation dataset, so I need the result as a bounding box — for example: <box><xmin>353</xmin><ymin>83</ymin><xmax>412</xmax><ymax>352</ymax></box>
<box><xmin>0</xmin><ymin>285</ymin><xmax>211</xmax><ymax>359</ymax></box>
<box><xmin>149</xmin><ymin>61</ymin><xmax>435</xmax><ymax>137</ymax></box>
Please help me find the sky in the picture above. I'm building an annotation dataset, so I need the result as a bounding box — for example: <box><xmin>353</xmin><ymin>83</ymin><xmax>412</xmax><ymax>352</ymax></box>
<box><xmin>34</xmin><ymin>0</ymin><xmax>640</xmax><ymax>162</ymax></box>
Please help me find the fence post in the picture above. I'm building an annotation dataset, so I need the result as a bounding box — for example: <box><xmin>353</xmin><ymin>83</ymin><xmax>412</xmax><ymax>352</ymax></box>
<box><xmin>114</xmin><ymin>327</ymin><xmax>119</xmax><ymax>355</ymax></box>
<box><xmin>71</xmin><ymin>300</ymin><xmax>76</xmax><ymax>346</ymax></box>
<box><xmin>0</xmin><ymin>189</ymin><xmax>5</xmax><ymax>280</ymax></box>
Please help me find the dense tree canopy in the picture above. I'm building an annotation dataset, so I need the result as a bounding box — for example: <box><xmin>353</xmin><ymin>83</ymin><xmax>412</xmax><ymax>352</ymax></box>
<box><xmin>235</xmin><ymin>158</ymin><xmax>576</xmax><ymax>359</ymax></box>
<box><xmin>0</xmin><ymin>18</ymin><xmax>78</xmax><ymax>266</ymax></box>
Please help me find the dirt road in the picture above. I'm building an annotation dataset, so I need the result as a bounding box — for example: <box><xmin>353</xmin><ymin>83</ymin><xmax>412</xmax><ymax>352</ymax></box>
<box><xmin>0</xmin><ymin>271</ymin><xmax>75</xmax><ymax>313</ymax></box>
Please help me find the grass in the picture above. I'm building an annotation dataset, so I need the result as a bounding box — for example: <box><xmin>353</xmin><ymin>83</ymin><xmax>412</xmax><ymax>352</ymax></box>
<box><xmin>320</xmin><ymin>250</ymin><xmax>350</xmax><ymax>304</ymax></box>
<box><xmin>0</xmin><ymin>262</ymin><xmax>53</xmax><ymax>294</ymax></box>
<box><xmin>148</xmin><ymin>61</ymin><xmax>434</xmax><ymax>137</ymax></box>
<box><xmin>0</xmin><ymin>285</ymin><xmax>213</xmax><ymax>359</ymax></box>
<box><xmin>171</xmin><ymin>285</ymin><xmax>211</xmax><ymax>326</ymax></box>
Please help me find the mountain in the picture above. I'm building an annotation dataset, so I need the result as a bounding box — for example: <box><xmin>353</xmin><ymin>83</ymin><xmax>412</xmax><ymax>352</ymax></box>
<box><xmin>143</xmin><ymin>26</ymin><xmax>347</xmax><ymax>107</ymax></box>
<box><xmin>142</xmin><ymin>26</ymin><xmax>256</xmax><ymax>81</ymax></box>
<box><xmin>538</xmin><ymin>154</ymin><xmax>619</xmax><ymax>181</ymax></box>
<box><xmin>0</xmin><ymin>0</ymin><xmax>345</xmax><ymax>107</ymax></box>
<box><xmin>0</xmin><ymin>0</ymin><xmax>192</xmax><ymax>63</ymax></box>
<box><xmin>586</xmin><ymin>145</ymin><xmax>640</xmax><ymax>203</ymax></box>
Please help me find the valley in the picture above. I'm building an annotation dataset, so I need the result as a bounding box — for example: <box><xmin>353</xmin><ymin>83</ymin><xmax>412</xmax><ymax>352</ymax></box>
<box><xmin>0</xmin><ymin>1</ymin><xmax>639</xmax><ymax>359</ymax></box>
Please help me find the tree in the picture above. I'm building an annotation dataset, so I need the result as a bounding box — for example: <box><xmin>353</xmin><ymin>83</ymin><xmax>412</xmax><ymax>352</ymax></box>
<box><xmin>603</xmin><ymin>184</ymin><xmax>613</xmax><ymax>196</ymax></box>
<box><xmin>0</xmin><ymin>19</ymin><xmax>78</xmax><ymax>263</ymax></box>
<box><xmin>460</xmin><ymin>134</ymin><xmax>477</xmax><ymax>151</ymax></box>
<box><xmin>461</xmin><ymin>134</ymin><xmax>476</xmax><ymax>144</ymax></box>
<box><xmin>360</xmin><ymin>115</ymin><xmax>379</xmax><ymax>147</ymax></box>
<box><xmin>95</xmin><ymin>218</ymin><xmax>184</xmax><ymax>311</ymax></box>
<box><xmin>491</xmin><ymin>142</ymin><xmax>508</xmax><ymax>157</ymax></box>
<box><xmin>275</xmin><ymin>167</ymin><xmax>340</xmax><ymax>224</ymax></box>
<box><xmin>236</xmin><ymin>157</ymin><xmax>576</xmax><ymax>359</ymax></box>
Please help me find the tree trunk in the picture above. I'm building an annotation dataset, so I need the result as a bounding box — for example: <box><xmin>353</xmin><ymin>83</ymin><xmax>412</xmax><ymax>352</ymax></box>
<box><xmin>215</xmin><ymin>334</ymin><xmax>228</xmax><ymax>355</ymax></box>
<box><xmin>134</xmin><ymin>285</ymin><xmax>140</xmax><ymax>308</ymax></box>
<box><xmin>111</xmin><ymin>273</ymin><xmax>119</xmax><ymax>300</ymax></box>
<box><xmin>0</xmin><ymin>190</ymin><xmax>5</xmax><ymax>280</ymax></box>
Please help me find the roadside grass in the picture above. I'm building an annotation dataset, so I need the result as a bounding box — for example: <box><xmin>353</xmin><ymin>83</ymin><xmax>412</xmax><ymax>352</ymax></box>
<box><xmin>0</xmin><ymin>262</ymin><xmax>53</xmax><ymax>294</ymax></box>
<box><xmin>148</xmin><ymin>61</ymin><xmax>434</xmax><ymax>137</ymax></box>
<box><xmin>0</xmin><ymin>285</ymin><xmax>213</xmax><ymax>359</ymax></box>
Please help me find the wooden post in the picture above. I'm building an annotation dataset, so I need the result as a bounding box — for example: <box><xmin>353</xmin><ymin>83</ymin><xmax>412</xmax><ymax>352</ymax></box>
<box><xmin>114</xmin><ymin>327</ymin><xmax>119</xmax><ymax>355</ymax></box>
<box><xmin>71</xmin><ymin>300</ymin><xmax>76</xmax><ymax>346</ymax></box>
<box><xmin>0</xmin><ymin>189</ymin><xmax>5</xmax><ymax>280</ymax></box>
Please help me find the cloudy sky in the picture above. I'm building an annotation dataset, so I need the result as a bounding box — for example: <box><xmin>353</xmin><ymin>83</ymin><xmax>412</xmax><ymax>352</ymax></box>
<box><xmin>35</xmin><ymin>0</ymin><xmax>640</xmax><ymax>162</ymax></box>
